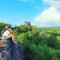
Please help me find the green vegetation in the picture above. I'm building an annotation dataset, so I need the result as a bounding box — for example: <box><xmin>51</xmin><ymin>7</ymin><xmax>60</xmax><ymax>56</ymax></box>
<box><xmin>0</xmin><ymin>21</ymin><xmax>60</xmax><ymax>60</ymax></box>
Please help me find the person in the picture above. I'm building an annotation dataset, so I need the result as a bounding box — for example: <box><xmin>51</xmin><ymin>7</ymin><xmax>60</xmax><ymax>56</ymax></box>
<box><xmin>2</xmin><ymin>25</ymin><xmax>15</xmax><ymax>60</ymax></box>
<box><xmin>2</xmin><ymin>25</ymin><xmax>15</xmax><ymax>42</ymax></box>
<box><xmin>1</xmin><ymin>25</ymin><xmax>23</xmax><ymax>60</ymax></box>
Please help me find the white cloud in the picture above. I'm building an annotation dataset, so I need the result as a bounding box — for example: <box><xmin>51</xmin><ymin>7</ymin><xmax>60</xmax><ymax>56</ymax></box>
<box><xmin>35</xmin><ymin>6</ymin><xmax>41</xmax><ymax>9</ymax></box>
<box><xmin>18</xmin><ymin>0</ymin><xmax>34</xmax><ymax>2</ymax></box>
<box><xmin>18</xmin><ymin>0</ymin><xmax>28</xmax><ymax>2</ymax></box>
<box><xmin>43</xmin><ymin>0</ymin><xmax>60</xmax><ymax>9</ymax></box>
<box><xmin>33</xmin><ymin>7</ymin><xmax>60</xmax><ymax>27</ymax></box>
<box><xmin>32</xmin><ymin>0</ymin><xmax>60</xmax><ymax>27</ymax></box>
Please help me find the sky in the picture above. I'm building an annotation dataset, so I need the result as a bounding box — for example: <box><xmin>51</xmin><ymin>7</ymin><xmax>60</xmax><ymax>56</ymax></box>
<box><xmin>0</xmin><ymin>0</ymin><xmax>60</xmax><ymax>27</ymax></box>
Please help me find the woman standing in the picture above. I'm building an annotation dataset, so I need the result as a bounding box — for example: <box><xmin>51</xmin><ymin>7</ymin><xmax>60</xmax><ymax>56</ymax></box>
<box><xmin>2</xmin><ymin>25</ymin><xmax>15</xmax><ymax>60</ymax></box>
<box><xmin>1</xmin><ymin>25</ymin><xmax>23</xmax><ymax>60</ymax></box>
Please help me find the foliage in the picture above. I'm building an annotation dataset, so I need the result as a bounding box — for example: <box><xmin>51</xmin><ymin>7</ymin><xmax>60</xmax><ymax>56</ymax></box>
<box><xmin>1</xmin><ymin>22</ymin><xmax>60</xmax><ymax>60</ymax></box>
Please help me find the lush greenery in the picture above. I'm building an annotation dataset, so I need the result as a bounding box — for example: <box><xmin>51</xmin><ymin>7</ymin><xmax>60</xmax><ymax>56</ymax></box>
<box><xmin>0</xmin><ymin>22</ymin><xmax>60</xmax><ymax>60</ymax></box>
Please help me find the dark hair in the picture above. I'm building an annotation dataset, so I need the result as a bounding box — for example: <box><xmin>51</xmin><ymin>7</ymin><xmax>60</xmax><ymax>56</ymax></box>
<box><xmin>7</xmin><ymin>25</ymin><xmax>11</xmax><ymax>28</ymax></box>
<box><xmin>1</xmin><ymin>25</ymin><xmax>11</xmax><ymax>35</ymax></box>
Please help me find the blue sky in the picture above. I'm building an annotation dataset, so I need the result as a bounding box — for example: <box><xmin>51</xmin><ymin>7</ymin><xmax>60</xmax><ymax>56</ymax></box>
<box><xmin>0</xmin><ymin>0</ymin><xmax>60</xmax><ymax>27</ymax></box>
